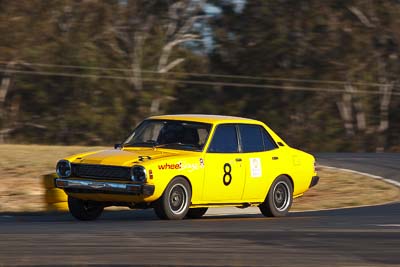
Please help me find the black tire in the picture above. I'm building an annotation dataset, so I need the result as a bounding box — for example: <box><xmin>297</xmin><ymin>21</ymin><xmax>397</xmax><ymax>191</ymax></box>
<box><xmin>154</xmin><ymin>177</ymin><xmax>191</xmax><ymax>220</ymax></box>
<box><xmin>68</xmin><ymin>196</ymin><xmax>104</xmax><ymax>221</ymax></box>
<box><xmin>259</xmin><ymin>175</ymin><xmax>293</xmax><ymax>217</ymax></box>
<box><xmin>186</xmin><ymin>208</ymin><xmax>208</xmax><ymax>219</ymax></box>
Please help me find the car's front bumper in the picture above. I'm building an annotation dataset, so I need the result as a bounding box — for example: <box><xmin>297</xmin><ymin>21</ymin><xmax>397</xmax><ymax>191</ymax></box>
<box><xmin>55</xmin><ymin>178</ymin><xmax>155</xmax><ymax>196</ymax></box>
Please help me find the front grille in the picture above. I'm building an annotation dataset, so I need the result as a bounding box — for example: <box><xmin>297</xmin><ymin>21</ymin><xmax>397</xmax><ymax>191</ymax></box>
<box><xmin>65</xmin><ymin>188</ymin><xmax>140</xmax><ymax>195</ymax></box>
<box><xmin>72</xmin><ymin>164</ymin><xmax>131</xmax><ymax>181</ymax></box>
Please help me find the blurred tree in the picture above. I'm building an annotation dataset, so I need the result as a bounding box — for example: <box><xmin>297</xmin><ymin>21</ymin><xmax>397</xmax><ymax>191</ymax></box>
<box><xmin>193</xmin><ymin>0</ymin><xmax>400</xmax><ymax>152</ymax></box>
<box><xmin>105</xmin><ymin>0</ymin><xmax>206</xmax><ymax>116</ymax></box>
<box><xmin>0</xmin><ymin>0</ymin><xmax>208</xmax><ymax>144</ymax></box>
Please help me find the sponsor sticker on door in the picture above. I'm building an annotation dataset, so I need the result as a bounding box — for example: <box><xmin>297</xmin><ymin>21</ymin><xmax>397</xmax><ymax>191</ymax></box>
<box><xmin>250</xmin><ymin>158</ymin><xmax>262</xmax><ymax>178</ymax></box>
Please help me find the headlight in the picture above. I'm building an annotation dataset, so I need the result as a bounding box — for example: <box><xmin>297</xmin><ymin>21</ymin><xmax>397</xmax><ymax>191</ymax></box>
<box><xmin>131</xmin><ymin>166</ymin><xmax>146</xmax><ymax>182</ymax></box>
<box><xmin>56</xmin><ymin>160</ymin><xmax>72</xmax><ymax>178</ymax></box>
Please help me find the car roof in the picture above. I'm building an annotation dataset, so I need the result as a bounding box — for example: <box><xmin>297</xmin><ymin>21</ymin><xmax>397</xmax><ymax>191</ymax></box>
<box><xmin>148</xmin><ymin>114</ymin><xmax>262</xmax><ymax>125</ymax></box>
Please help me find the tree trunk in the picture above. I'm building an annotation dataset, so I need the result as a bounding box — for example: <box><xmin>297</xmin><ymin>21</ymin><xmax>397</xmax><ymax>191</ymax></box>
<box><xmin>0</xmin><ymin>61</ymin><xmax>16</xmax><ymax>143</ymax></box>
<box><xmin>337</xmin><ymin>85</ymin><xmax>355</xmax><ymax>136</ymax></box>
<box><xmin>376</xmin><ymin>83</ymin><xmax>393</xmax><ymax>152</ymax></box>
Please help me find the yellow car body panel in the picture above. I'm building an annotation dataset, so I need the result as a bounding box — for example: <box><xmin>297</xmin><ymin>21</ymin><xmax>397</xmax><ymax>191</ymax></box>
<box><xmin>57</xmin><ymin>114</ymin><xmax>317</xmax><ymax>207</ymax></box>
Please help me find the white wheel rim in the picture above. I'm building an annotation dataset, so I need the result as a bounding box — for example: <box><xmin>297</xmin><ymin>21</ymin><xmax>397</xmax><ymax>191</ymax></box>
<box><xmin>272</xmin><ymin>181</ymin><xmax>291</xmax><ymax>212</ymax></box>
<box><xmin>168</xmin><ymin>183</ymin><xmax>188</xmax><ymax>215</ymax></box>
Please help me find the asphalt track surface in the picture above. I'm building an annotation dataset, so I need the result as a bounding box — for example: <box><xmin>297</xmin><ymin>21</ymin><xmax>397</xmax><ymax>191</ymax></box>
<box><xmin>316</xmin><ymin>153</ymin><xmax>400</xmax><ymax>183</ymax></box>
<box><xmin>0</xmin><ymin>153</ymin><xmax>399</xmax><ymax>266</ymax></box>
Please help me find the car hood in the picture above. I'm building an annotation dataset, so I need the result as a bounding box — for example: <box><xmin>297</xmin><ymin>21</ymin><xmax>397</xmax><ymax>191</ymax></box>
<box><xmin>69</xmin><ymin>148</ymin><xmax>183</xmax><ymax>167</ymax></box>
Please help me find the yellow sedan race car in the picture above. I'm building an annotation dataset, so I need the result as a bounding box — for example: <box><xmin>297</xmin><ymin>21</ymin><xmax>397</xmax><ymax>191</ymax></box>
<box><xmin>55</xmin><ymin>114</ymin><xmax>319</xmax><ymax>220</ymax></box>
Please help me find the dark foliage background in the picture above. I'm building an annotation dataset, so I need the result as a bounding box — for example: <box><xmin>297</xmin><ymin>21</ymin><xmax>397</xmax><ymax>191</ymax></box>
<box><xmin>1</xmin><ymin>0</ymin><xmax>399</xmax><ymax>152</ymax></box>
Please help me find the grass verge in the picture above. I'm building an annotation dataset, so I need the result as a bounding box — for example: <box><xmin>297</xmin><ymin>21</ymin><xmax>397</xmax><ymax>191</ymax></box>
<box><xmin>0</xmin><ymin>144</ymin><xmax>399</xmax><ymax>212</ymax></box>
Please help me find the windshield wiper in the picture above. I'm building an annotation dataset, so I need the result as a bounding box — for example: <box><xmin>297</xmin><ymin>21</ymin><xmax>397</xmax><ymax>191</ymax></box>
<box><xmin>123</xmin><ymin>140</ymin><xmax>158</xmax><ymax>147</ymax></box>
<box><xmin>155</xmin><ymin>142</ymin><xmax>200</xmax><ymax>149</ymax></box>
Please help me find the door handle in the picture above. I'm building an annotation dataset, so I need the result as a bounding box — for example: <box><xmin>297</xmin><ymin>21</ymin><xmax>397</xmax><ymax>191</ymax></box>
<box><xmin>272</xmin><ymin>156</ymin><xmax>279</xmax><ymax>160</ymax></box>
<box><xmin>236</xmin><ymin>158</ymin><xmax>242</xmax><ymax>162</ymax></box>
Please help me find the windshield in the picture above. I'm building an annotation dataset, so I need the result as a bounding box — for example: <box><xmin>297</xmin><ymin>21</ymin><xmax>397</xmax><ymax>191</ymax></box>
<box><xmin>123</xmin><ymin>119</ymin><xmax>212</xmax><ymax>151</ymax></box>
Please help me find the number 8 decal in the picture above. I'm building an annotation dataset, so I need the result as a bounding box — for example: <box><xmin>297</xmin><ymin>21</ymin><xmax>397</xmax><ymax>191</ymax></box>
<box><xmin>223</xmin><ymin>163</ymin><xmax>232</xmax><ymax>186</ymax></box>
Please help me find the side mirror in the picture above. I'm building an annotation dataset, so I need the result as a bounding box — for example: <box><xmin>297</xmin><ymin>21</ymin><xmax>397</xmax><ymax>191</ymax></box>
<box><xmin>114</xmin><ymin>143</ymin><xmax>122</xmax><ymax>149</ymax></box>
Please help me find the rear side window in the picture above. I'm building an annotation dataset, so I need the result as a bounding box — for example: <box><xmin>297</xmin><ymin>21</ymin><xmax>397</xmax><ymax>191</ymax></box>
<box><xmin>239</xmin><ymin>125</ymin><xmax>264</xmax><ymax>152</ymax></box>
<box><xmin>262</xmin><ymin>129</ymin><xmax>278</xmax><ymax>151</ymax></box>
<box><xmin>208</xmin><ymin>125</ymin><xmax>239</xmax><ymax>153</ymax></box>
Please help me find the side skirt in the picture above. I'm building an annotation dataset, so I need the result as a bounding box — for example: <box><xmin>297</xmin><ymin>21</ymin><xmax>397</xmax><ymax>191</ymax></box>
<box><xmin>189</xmin><ymin>202</ymin><xmax>263</xmax><ymax>209</ymax></box>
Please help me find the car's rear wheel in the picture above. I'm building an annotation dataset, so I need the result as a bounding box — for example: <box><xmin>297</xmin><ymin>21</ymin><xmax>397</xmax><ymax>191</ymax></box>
<box><xmin>186</xmin><ymin>208</ymin><xmax>208</xmax><ymax>219</ymax></box>
<box><xmin>259</xmin><ymin>175</ymin><xmax>293</xmax><ymax>217</ymax></box>
<box><xmin>68</xmin><ymin>196</ymin><xmax>104</xmax><ymax>221</ymax></box>
<box><xmin>154</xmin><ymin>177</ymin><xmax>191</xmax><ymax>220</ymax></box>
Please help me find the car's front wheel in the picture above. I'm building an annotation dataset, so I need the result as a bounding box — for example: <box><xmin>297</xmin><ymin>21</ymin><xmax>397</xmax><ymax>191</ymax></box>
<box><xmin>154</xmin><ymin>177</ymin><xmax>191</xmax><ymax>220</ymax></box>
<box><xmin>68</xmin><ymin>196</ymin><xmax>104</xmax><ymax>221</ymax></box>
<box><xmin>259</xmin><ymin>175</ymin><xmax>293</xmax><ymax>217</ymax></box>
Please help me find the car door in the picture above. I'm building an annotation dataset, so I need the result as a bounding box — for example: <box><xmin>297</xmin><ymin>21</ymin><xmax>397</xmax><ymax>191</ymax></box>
<box><xmin>203</xmin><ymin>124</ymin><xmax>246</xmax><ymax>202</ymax></box>
<box><xmin>238</xmin><ymin>124</ymin><xmax>282</xmax><ymax>201</ymax></box>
